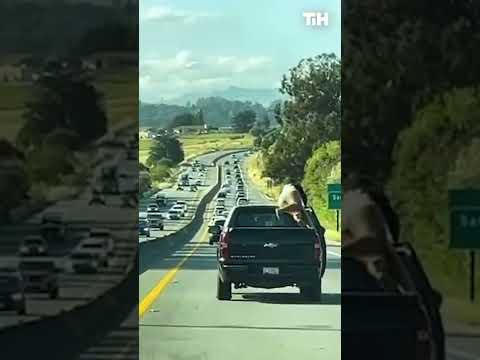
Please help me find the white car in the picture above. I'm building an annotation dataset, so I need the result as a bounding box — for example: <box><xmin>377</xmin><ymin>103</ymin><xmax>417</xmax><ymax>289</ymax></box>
<box><xmin>175</xmin><ymin>200</ymin><xmax>188</xmax><ymax>212</ymax></box>
<box><xmin>89</xmin><ymin>228</ymin><xmax>115</xmax><ymax>256</ymax></box>
<box><xmin>19</xmin><ymin>235</ymin><xmax>48</xmax><ymax>256</ymax></box>
<box><xmin>147</xmin><ymin>203</ymin><xmax>160</xmax><ymax>212</ymax></box>
<box><xmin>171</xmin><ymin>204</ymin><xmax>186</xmax><ymax>217</ymax></box>
<box><xmin>73</xmin><ymin>238</ymin><xmax>109</xmax><ymax>268</ymax></box>
<box><xmin>168</xmin><ymin>209</ymin><xmax>182</xmax><ymax>220</ymax></box>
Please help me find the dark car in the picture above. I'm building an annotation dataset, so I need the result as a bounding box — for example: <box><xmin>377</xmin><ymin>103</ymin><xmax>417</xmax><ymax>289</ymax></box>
<box><xmin>138</xmin><ymin>219</ymin><xmax>151</xmax><ymax>237</ymax></box>
<box><xmin>18</xmin><ymin>235</ymin><xmax>48</xmax><ymax>256</ymax></box>
<box><xmin>0</xmin><ymin>269</ymin><xmax>26</xmax><ymax>315</ymax></box>
<box><xmin>147</xmin><ymin>212</ymin><xmax>164</xmax><ymax>230</ymax></box>
<box><xmin>208</xmin><ymin>218</ymin><xmax>226</xmax><ymax>245</ymax></box>
<box><xmin>215</xmin><ymin>205</ymin><xmax>326</xmax><ymax>301</ymax></box>
<box><xmin>41</xmin><ymin>212</ymin><xmax>65</xmax><ymax>242</ymax></box>
<box><xmin>19</xmin><ymin>260</ymin><xmax>59</xmax><ymax>299</ymax></box>
<box><xmin>154</xmin><ymin>193</ymin><xmax>167</xmax><ymax>206</ymax></box>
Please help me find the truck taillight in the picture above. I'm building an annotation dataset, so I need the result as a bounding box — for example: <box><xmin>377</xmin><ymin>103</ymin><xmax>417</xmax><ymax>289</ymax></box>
<box><xmin>314</xmin><ymin>235</ymin><xmax>321</xmax><ymax>262</ymax></box>
<box><xmin>219</xmin><ymin>231</ymin><xmax>229</xmax><ymax>259</ymax></box>
<box><xmin>416</xmin><ymin>329</ymin><xmax>431</xmax><ymax>359</ymax></box>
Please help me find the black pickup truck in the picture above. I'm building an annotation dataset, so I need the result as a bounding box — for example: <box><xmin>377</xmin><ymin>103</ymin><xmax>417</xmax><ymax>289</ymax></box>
<box><xmin>342</xmin><ymin>243</ymin><xmax>445</xmax><ymax>360</ymax></box>
<box><xmin>212</xmin><ymin>205</ymin><xmax>327</xmax><ymax>301</ymax></box>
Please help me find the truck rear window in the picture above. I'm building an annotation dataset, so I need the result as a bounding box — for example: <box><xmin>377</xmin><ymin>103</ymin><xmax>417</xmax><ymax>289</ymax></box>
<box><xmin>232</xmin><ymin>209</ymin><xmax>302</xmax><ymax>228</ymax></box>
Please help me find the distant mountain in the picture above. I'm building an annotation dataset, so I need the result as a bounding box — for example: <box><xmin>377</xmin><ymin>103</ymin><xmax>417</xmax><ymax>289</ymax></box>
<box><xmin>166</xmin><ymin>86</ymin><xmax>286</xmax><ymax>107</ymax></box>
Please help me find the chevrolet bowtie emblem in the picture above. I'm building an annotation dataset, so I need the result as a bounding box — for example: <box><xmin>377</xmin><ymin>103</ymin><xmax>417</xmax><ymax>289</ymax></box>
<box><xmin>263</xmin><ymin>243</ymin><xmax>278</xmax><ymax>248</ymax></box>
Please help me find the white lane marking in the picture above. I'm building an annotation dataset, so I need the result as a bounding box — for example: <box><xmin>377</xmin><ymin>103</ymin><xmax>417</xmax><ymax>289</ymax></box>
<box><xmin>327</xmin><ymin>251</ymin><xmax>341</xmax><ymax>258</ymax></box>
<box><xmin>447</xmin><ymin>348</ymin><xmax>480</xmax><ymax>360</ymax></box>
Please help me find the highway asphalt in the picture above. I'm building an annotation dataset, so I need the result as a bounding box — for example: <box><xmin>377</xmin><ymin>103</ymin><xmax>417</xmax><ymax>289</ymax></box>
<box><xmin>136</xmin><ymin>152</ymin><xmax>341</xmax><ymax>360</ymax></box>
<box><xmin>138</xmin><ymin>151</ymin><xmax>245</xmax><ymax>243</ymax></box>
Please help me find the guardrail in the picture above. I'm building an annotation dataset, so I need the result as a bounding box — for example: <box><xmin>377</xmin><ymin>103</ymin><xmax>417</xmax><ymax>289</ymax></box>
<box><xmin>0</xmin><ymin>149</ymin><xmax>244</xmax><ymax>359</ymax></box>
<box><xmin>1</xmin><ymin>252</ymin><xmax>139</xmax><ymax>359</ymax></box>
<box><xmin>139</xmin><ymin>149</ymin><xmax>238</xmax><ymax>252</ymax></box>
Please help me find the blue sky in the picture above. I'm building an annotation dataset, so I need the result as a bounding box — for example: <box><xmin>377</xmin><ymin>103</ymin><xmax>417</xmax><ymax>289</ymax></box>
<box><xmin>140</xmin><ymin>0</ymin><xmax>340</xmax><ymax>103</ymax></box>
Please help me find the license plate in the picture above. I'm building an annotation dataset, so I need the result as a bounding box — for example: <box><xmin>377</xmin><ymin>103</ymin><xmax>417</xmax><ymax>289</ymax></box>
<box><xmin>263</xmin><ymin>267</ymin><xmax>279</xmax><ymax>275</ymax></box>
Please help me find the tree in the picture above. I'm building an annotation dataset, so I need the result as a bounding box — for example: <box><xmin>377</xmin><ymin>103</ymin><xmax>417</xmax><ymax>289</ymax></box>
<box><xmin>232</xmin><ymin>110</ymin><xmax>256</xmax><ymax>132</ymax></box>
<box><xmin>389</xmin><ymin>87</ymin><xmax>480</xmax><ymax>291</ymax></box>
<box><xmin>279</xmin><ymin>53</ymin><xmax>340</xmax><ymax>142</ymax></box>
<box><xmin>260</xmin><ymin>114</ymin><xmax>270</xmax><ymax>129</ymax></box>
<box><xmin>43</xmin><ymin>128</ymin><xmax>81</xmax><ymax>150</ymax></box>
<box><xmin>17</xmin><ymin>63</ymin><xmax>107</xmax><ymax>151</ymax></box>
<box><xmin>303</xmin><ymin>141</ymin><xmax>340</xmax><ymax>229</ymax></box>
<box><xmin>168</xmin><ymin>113</ymin><xmax>196</xmax><ymax>129</ymax></box>
<box><xmin>342</xmin><ymin>1</ymin><xmax>480</xmax><ymax>184</ymax></box>
<box><xmin>0</xmin><ymin>140</ymin><xmax>29</xmax><ymax>222</ymax></box>
<box><xmin>139</xmin><ymin>162</ymin><xmax>149</xmax><ymax>172</ymax></box>
<box><xmin>139</xmin><ymin>171</ymin><xmax>151</xmax><ymax>194</ymax></box>
<box><xmin>262</xmin><ymin>54</ymin><xmax>341</xmax><ymax>183</ymax></box>
<box><xmin>150</xmin><ymin>164</ymin><xmax>171</xmax><ymax>183</ymax></box>
<box><xmin>194</xmin><ymin>109</ymin><xmax>205</xmax><ymax>125</ymax></box>
<box><xmin>26</xmin><ymin>144</ymin><xmax>75</xmax><ymax>185</ymax></box>
<box><xmin>147</xmin><ymin>135</ymin><xmax>184</xmax><ymax>166</ymax></box>
<box><xmin>250</xmin><ymin>126</ymin><xmax>265</xmax><ymax>138</ymax></box>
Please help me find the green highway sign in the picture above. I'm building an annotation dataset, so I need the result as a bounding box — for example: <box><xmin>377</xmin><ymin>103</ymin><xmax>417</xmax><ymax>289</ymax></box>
<box><xmin>449</xmin><ymin>189</ymin><xmax>480</xmax><ymax>249</ymax></box>
<box><xmin>327</xmin><ymin>183</ymin><xmax>342</xmax><ymax>210</ymax></box>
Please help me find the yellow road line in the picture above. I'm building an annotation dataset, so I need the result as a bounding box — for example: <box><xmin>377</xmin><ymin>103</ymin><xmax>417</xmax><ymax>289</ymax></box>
<box><xmin>139</xmin><ymin>223</ymin><xmax>210</xmax><ymax>318</ymax></box>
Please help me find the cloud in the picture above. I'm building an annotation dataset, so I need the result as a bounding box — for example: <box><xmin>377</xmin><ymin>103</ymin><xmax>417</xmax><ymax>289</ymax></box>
<box><xmin>140</xmin><ymin>51</ymin><xmax>274</xmax><ymax>101</ymax></box>
<box><xmin>141</xmin><ymin>5</ymin><xmax>219</xmax><ymax>24</ymax></box>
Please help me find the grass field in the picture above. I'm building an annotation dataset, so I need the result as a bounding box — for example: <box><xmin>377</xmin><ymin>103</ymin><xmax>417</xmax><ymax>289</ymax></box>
<box><xmin>139</xmin><ymin>133</ymin><xmax>254</xmax><ymax>164</ymax></box>
<box><xmin>0</xmin><ymin>67</ymin><xmax>137</xmax><ymax>141</ymax></box>
<box><xmin>245</xmin><ymin>152</ymin><xmax>341</xmax><ymax>242</ymax></box>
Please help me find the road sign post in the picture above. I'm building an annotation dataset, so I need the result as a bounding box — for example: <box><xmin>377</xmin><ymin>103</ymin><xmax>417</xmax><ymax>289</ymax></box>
<box><xmin>471</xmin><ymin>251</ymin><xmax>476</xmax><ymax>303</ymax></box>
<box><xmin>327</xmin><ymin>184</ymin><xmax>341</xmax><ymax>232</ymax></box>
<box><xmin>449</xmin><ymin>189</ymin><xmax>480</xmax><ymax>303</ymax></box>
<box><xmin>336</xmin><ymin>210</ymin><xmax>340</xmax><ymax>232</ymax></box>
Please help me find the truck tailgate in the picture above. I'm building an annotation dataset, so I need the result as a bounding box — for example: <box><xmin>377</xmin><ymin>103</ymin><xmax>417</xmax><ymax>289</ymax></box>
<box><xmin>227</xmin><ymin>227</ymin><xmax>317</xmax><ymax>263</ymax></box>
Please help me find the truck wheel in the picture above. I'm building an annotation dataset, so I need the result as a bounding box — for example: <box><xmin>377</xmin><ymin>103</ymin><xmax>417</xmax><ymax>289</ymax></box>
<box><xmin>301</xmin><ymin>281</ymin><xmax>322</xmax><ymax>301</ymax></box>
<box><xmin>217</xmin><ymin>275</ymin><xmax>231</xmax><ymax>300</ymax></box>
